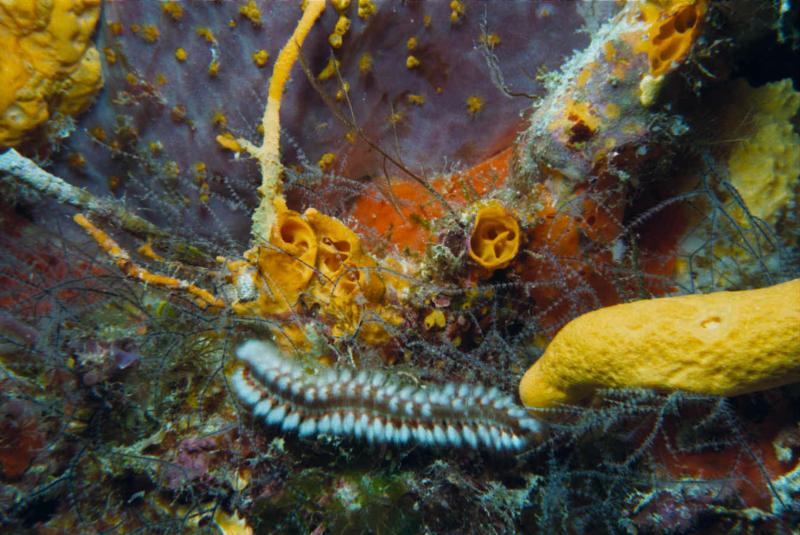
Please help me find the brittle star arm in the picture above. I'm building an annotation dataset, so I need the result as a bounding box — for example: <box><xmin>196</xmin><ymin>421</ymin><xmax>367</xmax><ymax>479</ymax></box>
<box><xmin>73</xmin><ymin>213</ymin><xmax>225</xmax><ymax>310</ymax></box>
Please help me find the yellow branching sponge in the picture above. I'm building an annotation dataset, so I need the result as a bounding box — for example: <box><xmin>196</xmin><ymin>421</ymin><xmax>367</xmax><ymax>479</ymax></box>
<box><xmin>247</xmin><ymin>0</ymin><xmax>326</xmax><ymax>243</ymax></box>
<box><xmin>519</xmin><ymin>279</ymin><xmax>800</xmax><ymax>409</ymax></box>
<box><xmin>0</xmin><ymin>0</ymin><xmax>103</xmax><ymax>147</ymax></box>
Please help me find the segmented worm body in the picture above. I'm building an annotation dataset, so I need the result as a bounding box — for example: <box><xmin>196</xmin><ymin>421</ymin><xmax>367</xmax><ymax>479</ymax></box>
<box><xmin>231</xmin><ymin>340</ymin><xmax>543</xmax><ymax>452</ymax></box>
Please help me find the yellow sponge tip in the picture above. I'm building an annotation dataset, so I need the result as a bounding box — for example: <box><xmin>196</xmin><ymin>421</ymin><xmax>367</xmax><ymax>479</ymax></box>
<box><xmin>520</xmin><ymin>278</ymin><xmax>800</xmax><ymax>408</ymax></box>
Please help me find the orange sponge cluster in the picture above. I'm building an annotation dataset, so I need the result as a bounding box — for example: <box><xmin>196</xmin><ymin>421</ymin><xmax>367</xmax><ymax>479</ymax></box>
<box><xmin>636</xmin><ymin>0</ymin><xmax>707</xmax><ymax>77</ymax></box>
<box><xmin>224</xmin><ymin>200</ymin><xmax>405</xmax><ymax>351</ymax></box>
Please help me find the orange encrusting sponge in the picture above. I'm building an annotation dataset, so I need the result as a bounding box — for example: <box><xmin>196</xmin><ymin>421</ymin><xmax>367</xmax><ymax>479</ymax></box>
<box><xmin>519</xmin><ymin>278</ymin><xmax>800</xmax><ymax>408</ymax></box>
<box><xmin>350</xmin><ymin>148</ymin><xmax>512</xmax><ymax>253</ymax></box>
<box><xmin>635</xmin><ymin>0</ymin><xmax>707</xmax><ymax>77</ymax></box>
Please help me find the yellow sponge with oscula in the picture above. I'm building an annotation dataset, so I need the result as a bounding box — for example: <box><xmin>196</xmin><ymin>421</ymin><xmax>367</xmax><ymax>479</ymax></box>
<box><xmin>519</xmin><ymin>278</ymin><xmax>800</xmax><ymax>408</ymax></box>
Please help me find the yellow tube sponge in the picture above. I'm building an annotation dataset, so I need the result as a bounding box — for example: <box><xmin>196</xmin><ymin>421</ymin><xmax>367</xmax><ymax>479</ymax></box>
<box><xmin>302</xmin><ymin>208</ymin><xmax>402</xmax><ymax>346</ymax></box>
<box><xmin>0</xmin><ymin>0</ymin><xmax>104</xmax><ymax>147</ymax></box>
<box><xmin>468</xmin><ymin>202</ymin><xmax>520</xmax><ymax>270</ymax></box>
<box><xmin>305</xmin><ymin>208</ymin><xmax>359</xmax><ymax>279</ymax></box>
<box><xmin>234</xmin><ymin>201</ymin><xmax>318</xmax><ymax>316</ymax></box>
<box><xmin>519</xmin><ymin>279</ymin><xmax>800</xmax><ymax>409</ymax></box>
<box><xmin>305</xmin><ymin>208</ymin><xmax>385</xmax><ymax>303</ymax></box>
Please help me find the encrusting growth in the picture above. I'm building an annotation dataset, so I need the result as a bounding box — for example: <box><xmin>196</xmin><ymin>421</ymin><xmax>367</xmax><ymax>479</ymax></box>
<box><xmin>519</xmin><ymin>278</ymin><xmax>800</xmax><ymax>409</ymax></box>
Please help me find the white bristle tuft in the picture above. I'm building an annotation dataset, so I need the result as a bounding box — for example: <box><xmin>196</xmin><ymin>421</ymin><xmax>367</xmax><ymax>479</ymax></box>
<box><xmin>442</xmin><ymin>383</ymin><xmax>455</xmax><ymax>398</ymax></box>
<box><xmin>462</xmin><ymin>426</ymin><xmax>478</xmax><ymax>449</ymax></box>
<box><xmin>317</xmin><ymin>414</ymin><xmax>331</xmax><ymax>434</ymax></box>
<box><xmin>413</xmin><ymin>426</ymin><xmax>428</xmax><ymax>445</ymax></box>
<box><xmin>355</xmin><ymin>414</ymin><xmax>370</xmax><ymax>439</ymax></box>
<box><xmin>253</xmin><ymin>398</ymin><xmax>274</xmax><ymax>417</ymax></box>
<box><xmin>446</xmin><ymin>425</ymin><xmax>461</xmax><ymax>447</ymax></box>
<box><xmin>276</xmin><ymin>376</ymin><xmax>290</xmax><ymax>392</ymax></box>
<box><xmin>398</xmin><ymin>424</ymin><xmax>411</xmax><ymax>444</ymax></box>
<box><xmin>477</xmin><ymin>425</ymin><xmax>492</xmax><ymax>447</ymax></box>
<box><xmin>330</xmin><ymin>412</ymin><xmax>343</xmax><ymax>435</ymax></box>
<box><xmin>398</xmin><ymin>386</ymin><xmax>415</xmax><ymax>400</ymax></box>
<box><xmin>266</xmin><ymin>405</ymin><xmax>287</xmax><ymax>425</ymax></box>
<box><xmin>490</xmin><ymin>427</ymin><xmax>504</xmax><ymax>450</ymax></box>
<box><xmin>342</xmin><ymin>412</ymin><xmax>355</xmax><ymax>434</ymax></box>
<box><xmin>370</xmin><ymin>373</ymin><xmax>385</xmax><ymax>388</ymax></box>
<box><xmin>384</xmin><ymin>421</ymin><xmax>396</xmax><ymax>443</ymax></box>
<box><xmin>519</xmin><ymin>418</ymin><xmax>542</xmax><ymax>434</ymax></box>
<box><xmin>231</xmin><ymin>370</ymin><xmax>261</xmax><ymax>406</ymax></box>
<box><xmin>500</xmin><ymin>431</ymin><xmax>514</xmax><ymax>451</ymax></box>
<box><xmin>290</xmin><ymin>381</ymin><xmax>302</xmax><ymax>396</ymax></box>
<box><xmin>383</xmin><ymin>383</ymin><xmax>399</xmax><ymax>396</ymax></box>
<box><xmin>281</xmin><ymin>411</ymin><xmax>301</xmax><ymax>431</ymax></box>
<box><xmin>298</xmin><ymin>418</ymin><xmax>317</xmax><ymax>437</ymax></box>
<box><xmin>432</xmin><ymin>425</ymin><xmax>447</xmax><ymax>446</ymax></box>
<box><xmin>421</xmin><ymin>402</ymin><xmax>432</xmax><ymax>418</ymax></box>
<box><xmin>372</xmin><ymin>418</ymin><xmax>384</xmax><ymax>442</ymax></box>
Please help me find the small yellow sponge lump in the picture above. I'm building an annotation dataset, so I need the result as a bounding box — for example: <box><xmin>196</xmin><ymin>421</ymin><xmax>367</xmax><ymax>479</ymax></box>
<box><xmin>0</xmin><ymin>0</ymin><xmax>104</xmax><ymax>148</ymax></box>
<box><xmin>519</xmin><ymin>279</ymin><xmax>800</xmax><ymax>408</ymax></box>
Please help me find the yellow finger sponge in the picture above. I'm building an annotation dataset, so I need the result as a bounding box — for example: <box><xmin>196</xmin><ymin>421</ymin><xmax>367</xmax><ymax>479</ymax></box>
<box><xmin>519</xmin><ymin>279</ymin><xmax>800</xmax><ymax>408</ymax></box>
<box><xmin>0</xmin><ymin>0</ymin><xmax>103</xmax><ymax>147</ymax></box>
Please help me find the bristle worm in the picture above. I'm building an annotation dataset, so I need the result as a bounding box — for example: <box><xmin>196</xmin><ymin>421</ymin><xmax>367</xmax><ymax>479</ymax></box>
<box><xmin>232</xmin><ymin>340</ymin><xmax>543</xmax><ymax>452</ymax></box>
